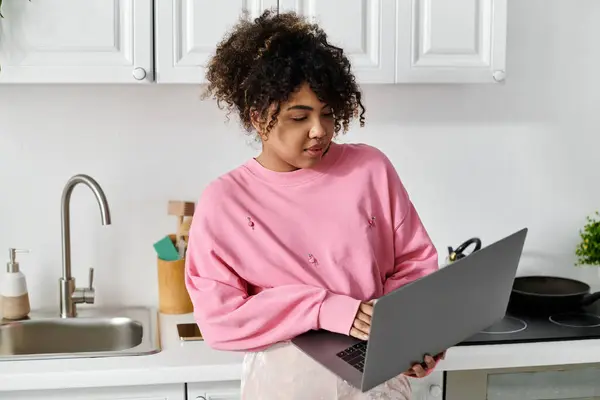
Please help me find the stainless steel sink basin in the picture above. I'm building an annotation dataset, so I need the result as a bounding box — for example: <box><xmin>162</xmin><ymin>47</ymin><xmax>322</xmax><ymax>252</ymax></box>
<box><xmin>0</xmin><ymin>306</ymin><xmax>161</xmax><ymax>361</ymax></box>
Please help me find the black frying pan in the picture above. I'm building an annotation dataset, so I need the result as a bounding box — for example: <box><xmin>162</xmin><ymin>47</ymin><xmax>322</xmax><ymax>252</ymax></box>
<box><xmin>449</xmin><ymin>237</ymin><xmax>600</xmax><ymax>315</ymax></box>
<box><xmin>508</xmin><ymin>276</ymin><xmax>600</xmax><ymax>315</ymax></box>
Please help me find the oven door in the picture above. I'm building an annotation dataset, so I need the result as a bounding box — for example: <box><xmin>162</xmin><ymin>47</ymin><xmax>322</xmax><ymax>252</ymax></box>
<box><xmin>446</xmin><ymin>363</ymin><xmax>600</xmax><ymax>400</ymax></box>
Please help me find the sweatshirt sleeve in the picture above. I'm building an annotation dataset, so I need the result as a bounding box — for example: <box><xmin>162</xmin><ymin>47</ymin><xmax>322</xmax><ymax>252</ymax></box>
<box><xmin>184</xmin><ymin>189</ymin><xmax>361</xmax><ymax>352</ymax></box>
<box><xmin>384</xmin><ymin>200</ymin><xmax>440</xmax><ymax>294</ymax></box>
<box><xmin>379</xmin><ymin>154</ymin><xmax>440</xmax><ymax>295</ymax></box>
<box><xmin>377</xmin><ymin>151</ymin><xmax>443</xmax><ymax>374</ymax></box>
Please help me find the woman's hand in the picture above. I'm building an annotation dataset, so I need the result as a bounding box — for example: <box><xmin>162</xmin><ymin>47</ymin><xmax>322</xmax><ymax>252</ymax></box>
<box><xmin>403</xmin><ymin>351</ymin><xmax>446</xmax><ymax>378</ymax></box>
<box><xmin>348</xmin><ymin>299</ymin><xmax>445</xmax><ymax>377</ymax></box>
<box><xmin>349</xmin><ymin>300</ymin><xmax>374</xmax><ymax>340</ymax></box>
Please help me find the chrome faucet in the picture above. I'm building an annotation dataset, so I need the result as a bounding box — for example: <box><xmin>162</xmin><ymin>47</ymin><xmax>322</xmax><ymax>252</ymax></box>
<box><xmin>59</xmin><ymin>174</ymin><xmax>111</xmax><ymax>318</ymax></box>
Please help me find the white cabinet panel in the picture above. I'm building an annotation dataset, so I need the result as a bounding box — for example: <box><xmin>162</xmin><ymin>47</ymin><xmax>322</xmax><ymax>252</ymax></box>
<box><xmin>187</xmin><ymin>381</ymin><xmax>241</xmax><ymax>400</ymax></box>
<box><xmin>2</xmin><ymin>383</ymin><xmax>185</xmax><ymax>400</ymax></box>
<box><xmin>279</xmin><ymin>0</ymin><xmax>397</xmax><ymax>83</ymax></box>
<box><xmin>0</xmin><ymin>0</ymin><xmax>153</xmax><ymax>83</ymax></box>
<box><xmin>155</xmin><ymin>0</ymin><xmax>277</xmax><ymax>83</ymax></box>
<box><xmin>396</xmin><ymin>0</ymin><xmax>507</xmax><ymax>83</ymax></box>
<box><xmin>408</xmin><ymin>371</ymin><xmax>445</xmax><ymax>400</ymax></box>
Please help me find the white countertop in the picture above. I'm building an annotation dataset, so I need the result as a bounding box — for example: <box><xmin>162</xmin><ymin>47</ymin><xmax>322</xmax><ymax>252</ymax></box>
<box><xmin>2</xmin><ymin>312</ymin><xmax>600</xmax><ymax>392</ymax></box>
<box><xmin>439</xmin><ymin>338</ymin><xmax>600</xmax><ymax>371</ymax></box>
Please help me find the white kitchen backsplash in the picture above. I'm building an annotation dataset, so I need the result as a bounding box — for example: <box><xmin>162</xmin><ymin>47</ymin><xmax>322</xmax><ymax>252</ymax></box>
<box><xmin>1</xmin><ymin>0</ymin><xmax>600</xmax><ymax>310</ymax></box>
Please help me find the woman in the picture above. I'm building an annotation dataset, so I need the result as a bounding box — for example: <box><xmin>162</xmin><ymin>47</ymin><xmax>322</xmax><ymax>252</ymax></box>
<box><xmin>185</xmin><ymin>9</ymin><xmax>443</xmax><ymax>400</ymax></box>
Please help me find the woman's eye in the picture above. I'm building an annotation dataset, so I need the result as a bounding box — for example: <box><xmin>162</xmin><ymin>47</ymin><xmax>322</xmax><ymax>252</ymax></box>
<box><xmin>323</xmin><ymin>111</ymin><xmax>334</xmax><ymax>118</ymax></box>
<box><xmin>291</xmin><ymin>116</ymin><xmax>307</xmax><ymax>121</ymax></box>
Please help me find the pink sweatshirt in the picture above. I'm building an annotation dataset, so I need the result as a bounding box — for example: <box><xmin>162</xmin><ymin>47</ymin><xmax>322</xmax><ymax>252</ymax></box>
<box><xmin>185</xmin><ymin>142</ymin><xmax>439</xmax><ymax>352</ymax></box>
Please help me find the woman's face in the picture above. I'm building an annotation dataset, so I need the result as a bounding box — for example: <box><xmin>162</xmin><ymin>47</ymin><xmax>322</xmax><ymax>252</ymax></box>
<box><xmin>254</xmin><ymin>83</ymin><xmax>335</xmax><ymax>172</ymax></box>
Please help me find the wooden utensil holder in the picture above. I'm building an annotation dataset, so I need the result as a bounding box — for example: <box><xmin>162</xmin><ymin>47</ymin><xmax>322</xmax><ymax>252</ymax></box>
<box><xmin>157</xmin><ymin>235</ymin><xmax>194</xmax><ymax>314</ymax></box>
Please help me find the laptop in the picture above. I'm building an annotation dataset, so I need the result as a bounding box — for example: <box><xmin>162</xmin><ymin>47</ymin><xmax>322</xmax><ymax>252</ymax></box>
<box><xmin>291</xmin><ymin>227</ymin><xmax>528</xmax><ymax>392</ymax></box>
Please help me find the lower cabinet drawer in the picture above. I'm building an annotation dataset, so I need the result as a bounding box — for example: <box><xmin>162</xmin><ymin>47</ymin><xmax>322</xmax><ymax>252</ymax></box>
<box><xmin>187</xmin><ymin>381</ymin><xmax>241</xmax><ymax>400</ymax></box>
<box><xmin>2</xmin><ymin>383</ymin><xmax>185</xmax><ymax>400</ymax></box>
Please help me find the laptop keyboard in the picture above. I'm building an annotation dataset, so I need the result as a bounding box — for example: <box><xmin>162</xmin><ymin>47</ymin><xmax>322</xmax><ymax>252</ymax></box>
<box><xmin>336</xmin><ymin>341</ymin><xmax>367</xmax><ymax>372</ymax></box>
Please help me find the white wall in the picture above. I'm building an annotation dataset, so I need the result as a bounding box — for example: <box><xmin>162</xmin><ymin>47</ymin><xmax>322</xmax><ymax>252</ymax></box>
<box><xmin>1</xmin><ymin>0</ymin><xmax>599</xmax><ymax>310</ymax></box>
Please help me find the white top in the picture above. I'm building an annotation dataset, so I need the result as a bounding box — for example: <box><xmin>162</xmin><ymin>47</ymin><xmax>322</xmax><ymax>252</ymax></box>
<box><xmin>1</xmin><ymin>313</ymin><xmax>600</xmax><ymax>392</ymax></box>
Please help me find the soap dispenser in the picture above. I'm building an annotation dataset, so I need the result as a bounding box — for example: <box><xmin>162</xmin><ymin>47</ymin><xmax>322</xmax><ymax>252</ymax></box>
<box><xmin>1</xmin><ymin>248</ymin><xmax>31</xmax><ymax>320</ymax></box>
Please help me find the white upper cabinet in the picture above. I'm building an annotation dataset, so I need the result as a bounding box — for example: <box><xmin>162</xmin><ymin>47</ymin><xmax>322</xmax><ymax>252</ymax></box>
<box><xmin>0</xmin><ymin>0</ymin><xmax>153</xmax><ymax>84</ymax></box>
<box><xmin>278</xmin><ymin>0</ymin><xmax>397</xmax><ymax>84</ymax></box>
<box><xmin>154</xmin><ymin>0</ymin><xmax>278</xmax><ymax>84</ymax></box>
<box><xmin>0</xmin><ymin>0</ymin><xmax>508</xmax><ymax>84</ymax></box>
<box><xmin>396</xmin><ymin>0</ymin><xmax>508</xmax><ymax>83</ymax></box>
<box><xmin>278</xmin><ymin>0</ymin><xmax>507</xmax><ymax>84</ymax></box>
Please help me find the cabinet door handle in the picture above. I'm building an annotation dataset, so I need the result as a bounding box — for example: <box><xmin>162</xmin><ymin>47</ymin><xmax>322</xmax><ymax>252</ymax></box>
<box><xmin>493</xmin><ymin>70</ymin><xmax>506</xmax><ymax>82</ymax></box>
<box><xmin>132</xmin><ymin>67</ymin><xmax>147</xmax><ymax>80</ymax></box>
<box><xmin>429</xmin><ymin>384</ymin><xmax>443</xmax><ymax>397</ymax></box>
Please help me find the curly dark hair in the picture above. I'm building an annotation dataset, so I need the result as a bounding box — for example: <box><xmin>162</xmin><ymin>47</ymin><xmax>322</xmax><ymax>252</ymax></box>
<box><xmin>202</xmin><ymin>8</ymin><xmax>366</xmax><ymax>136</ymax></box>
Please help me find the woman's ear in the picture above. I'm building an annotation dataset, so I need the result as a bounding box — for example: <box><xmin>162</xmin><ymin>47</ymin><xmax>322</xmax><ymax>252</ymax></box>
<box><xmin>250</xmin><ymin>109</ymin><xmax>261</xmax><ymax>131</ymax></box>
<box><xmin>250</xmin><ymin>109</ymin><xmax>264</xmax><ymax>136</ymax></box>
<box><xmin>250</xmin><ymin>109</ymin><xmax>269</xmax><ymax>141</ymax></box>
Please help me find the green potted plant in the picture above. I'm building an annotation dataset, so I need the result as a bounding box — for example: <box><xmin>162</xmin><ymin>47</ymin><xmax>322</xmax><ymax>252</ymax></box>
<box><xmin>575</xmin><ymin>211</ymin><xmax>600</xmax><ymax>273</ymax></box>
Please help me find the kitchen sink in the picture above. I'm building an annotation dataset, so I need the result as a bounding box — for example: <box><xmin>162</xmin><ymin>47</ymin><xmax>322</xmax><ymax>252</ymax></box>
<box><xmin>0</xmin><ymin>306</ymin><xmax>161</xmax><ymax>361</ymax></box>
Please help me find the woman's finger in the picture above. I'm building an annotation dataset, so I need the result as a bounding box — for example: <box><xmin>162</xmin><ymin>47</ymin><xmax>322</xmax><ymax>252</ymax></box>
<box><xmin>350</xmin><ymin>327</ymin><xmax>369</xmax><ymax>340</ymax></box>
<box><xmin>411</xmin><ymin>364</ymin><xmax>427</xmax><ymax>378</ymax></box>
<box><xmin>359</xmin><ymin>302</ymin><xmax>374</xmax><ymax>317</ymax></box>
<box><xmin>353</xmin><ymin>318</ymin><xmax>370</xmax><ymax>335</ymax></box>
<box><xmin>424</xmin><ymin>355</ymin><xmax>436</xmax><ymax>369</ymax></box>
<box><xmin>356</xmin><ymin>310</ymin><xmax>372</xmax><ymax>325</ymax></box>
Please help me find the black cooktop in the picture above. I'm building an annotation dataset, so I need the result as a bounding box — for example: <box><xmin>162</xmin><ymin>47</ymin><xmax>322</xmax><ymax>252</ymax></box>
<box><xmin>457</xmin><ymin>301</ymin><xmax>600</xmax><ymax>346</ymax></box>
